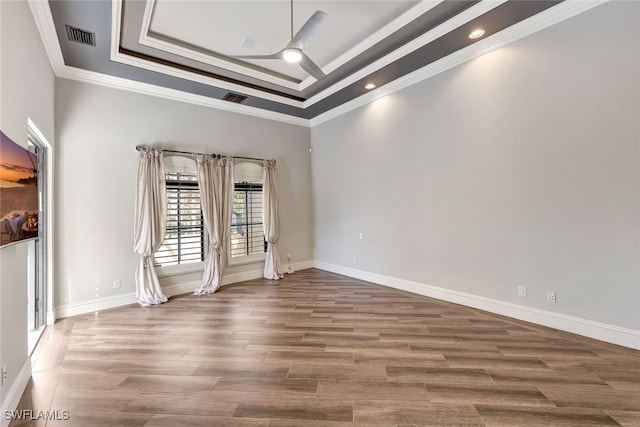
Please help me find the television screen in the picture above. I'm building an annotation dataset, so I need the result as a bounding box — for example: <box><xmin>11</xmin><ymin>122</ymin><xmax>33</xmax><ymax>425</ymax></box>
<box><xmin>0</xmin><ymin>131</ymin><xmax>39</xmax><ymax>247</ymax></box>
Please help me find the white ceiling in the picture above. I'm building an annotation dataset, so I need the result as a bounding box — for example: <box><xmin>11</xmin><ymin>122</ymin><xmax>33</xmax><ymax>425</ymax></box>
<box><xmin>34</xmin><ymin>0</ymin><xmax>606</xmax><ymax>124</ymax></box>
<box><xmin>147</xmin><ymin>1</ymin><xmax>421</xmax><ymax>81</ymax></box>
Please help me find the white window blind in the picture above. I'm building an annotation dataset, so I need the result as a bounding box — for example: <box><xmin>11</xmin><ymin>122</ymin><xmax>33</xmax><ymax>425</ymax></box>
<box><xmin>230</xmin><ymin>161</ymin><xmax>266</xmax><ymax>262</ymax></box>
<box><xmin>154</xmin><ymin>167</ymin><xmax>205</xmax><ymax>267</ymax></box>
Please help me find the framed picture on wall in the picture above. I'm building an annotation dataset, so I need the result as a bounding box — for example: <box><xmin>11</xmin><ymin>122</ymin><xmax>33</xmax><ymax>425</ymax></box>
<box><xmin>0</xmin><ymin>131</ymin><xmax>39</xmax><ymax>247</ymax></box>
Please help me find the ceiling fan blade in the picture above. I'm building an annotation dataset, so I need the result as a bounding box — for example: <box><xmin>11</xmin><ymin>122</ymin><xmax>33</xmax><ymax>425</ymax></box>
<box><xmin>299</xmin><ymin>52</ymin><xmax>325</xmax><ymax>80</ymax></box>
<box><xmin>231</xmin><ymin>53</ymin><xmax>282</xmax><ymax>60</ymax></box>
<box><xmin>289</xmin><ymin>10</ymin><xmax>327</xmax><ymax>49</ymax></box>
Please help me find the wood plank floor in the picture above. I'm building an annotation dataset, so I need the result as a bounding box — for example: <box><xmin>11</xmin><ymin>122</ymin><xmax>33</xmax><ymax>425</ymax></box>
<box><xmin>11</xmin><ymin>269</ymin><xmax>640</xmax><ymax>426</ymax></box>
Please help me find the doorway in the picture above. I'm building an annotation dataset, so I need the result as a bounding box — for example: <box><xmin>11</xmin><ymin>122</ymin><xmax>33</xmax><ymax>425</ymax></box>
<box><xmin>26</xmin><ymin>123</ymin><xmax>48</xmax><ymax>353</ymax></box>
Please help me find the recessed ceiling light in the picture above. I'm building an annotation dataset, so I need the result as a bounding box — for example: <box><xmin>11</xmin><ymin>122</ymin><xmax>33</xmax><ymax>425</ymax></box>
<box><xmin>283</xmin><ymin>48</ymin><xmax>302</xmax><ymax>63</ymax></box>
<box><xmin>468</xmin><ymin>28</ymin><xmax>486</xmax><ymax>39</ymax></box>
<box><xmin>365</xmin><ymin>83</ymin><xmax>376</xmax><ymax>90</ymax></box>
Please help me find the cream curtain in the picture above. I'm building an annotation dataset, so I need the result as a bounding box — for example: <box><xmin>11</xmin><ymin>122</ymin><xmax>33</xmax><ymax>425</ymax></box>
<box><xmin>263</xmin><ymin>159</ymin><xmax>284</xmax><ymax>280</ymax></box>
<box><xmin>193</xmin><ymin>155</ymin><xmax>234</xmax><ymax>295</ymax></box>
<box><xmin>133</xmin><ymin>148</ymin><xmax>168</xmax><ymax>306</ymax></box>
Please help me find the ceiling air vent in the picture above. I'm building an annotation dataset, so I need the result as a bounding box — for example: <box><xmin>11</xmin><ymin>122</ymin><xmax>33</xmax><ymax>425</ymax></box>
<box><xmin>222</xmin><ymin>93</ymin><xmax>247</xmax><ymax>104</ymax></box>
<box><xmin>65</xmin><ymin>25</ymin><xmax>95</xmax><ymax>46</ymax></box>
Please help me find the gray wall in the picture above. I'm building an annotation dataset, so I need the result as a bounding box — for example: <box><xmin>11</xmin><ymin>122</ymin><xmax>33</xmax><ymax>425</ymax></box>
<box><xmin>311</xmin><ymin>1</ymin><xmax>640</xmax><ymax>331</ymax></box>
<box><xmin>0</xmin><ymin>0</ymin><xmax>55</xmax><ymax>407</ymax></box>
<box><xmin>55</xmin><ymin>79</ymin><xmax>313</xmax><ymax>307</ymax></box>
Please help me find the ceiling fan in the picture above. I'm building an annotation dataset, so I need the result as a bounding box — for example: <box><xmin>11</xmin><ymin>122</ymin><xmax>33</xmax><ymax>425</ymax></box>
<box><xmin>232</xmin><ymin>1</ymin><xmax>328</xmax><ymax>80</ymax></box>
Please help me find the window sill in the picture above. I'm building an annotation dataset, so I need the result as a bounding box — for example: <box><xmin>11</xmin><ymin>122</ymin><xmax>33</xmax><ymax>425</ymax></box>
<box><xmin>155</xmin><ymin>254</ymin><xmax>266</xmax><ymax>277</ymax></box>
<box><xmin>156</xmin><ymin>261</ymin><xmax>205</xmax><ymax>278</ymax></box>
<box><xmin>227</xmin><ymin>253</ymin><xmax>265</xmax><ymax>267</ymax></box>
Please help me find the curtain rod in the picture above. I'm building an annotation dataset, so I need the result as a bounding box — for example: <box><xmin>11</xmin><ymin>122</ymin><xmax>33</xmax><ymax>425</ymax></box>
<box><xmin>135</xmin><ymin>146</ymin><xmax>266</xmax><ymax>162</ymax></box>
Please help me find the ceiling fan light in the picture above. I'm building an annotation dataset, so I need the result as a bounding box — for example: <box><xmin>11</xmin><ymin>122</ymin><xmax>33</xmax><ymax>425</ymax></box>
<box><xmin>283</xmin><ymin>49</ymin><xmax>302</xmax><ymax>63</ymax></box>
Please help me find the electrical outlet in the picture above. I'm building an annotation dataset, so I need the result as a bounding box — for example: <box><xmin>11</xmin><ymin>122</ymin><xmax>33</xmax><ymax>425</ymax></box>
<box><xmin>352</xmin><ymin>257</ymin><xmax>357</xmax><ymax>264</ymax></box>
<box><xmin>2</xmin><ymin>364</ymin><xmax>7</xmax><ymax>385</ymax></box>
<box><xmin>113</xmin><ymin>280</ymin><xmax>121</xmax><ymax>289</ymax></box>
<box><xmin>546</xmin><ymin>291</ymin><xmax>556</xmax><ymax>303</ymax></box>
<box><xmin>518</xmin><ymin>286</ymin><xmax>527</xmax><ymax>297</ymax></box>
<box><xmin>359</xmin><ymin>232</ymin><xmax>363</xmax><ymax>240</ymax></box>
<box><xmin>286</xmin><ymin>253</ymin><xmax>294</xmax><ymax>274</ymax></box>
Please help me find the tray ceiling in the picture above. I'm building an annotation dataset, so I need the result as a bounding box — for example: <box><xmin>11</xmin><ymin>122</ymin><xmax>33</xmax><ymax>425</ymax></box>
<box><xmin>31</xmin><ymin>0</ymin><xmax>603</xmax><ymax>124</ymax></box>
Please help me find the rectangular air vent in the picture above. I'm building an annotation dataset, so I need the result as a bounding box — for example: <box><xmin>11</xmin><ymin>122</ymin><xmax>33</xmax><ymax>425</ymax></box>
<box><xmin>65</xmin><ymin>25</ymin><xmax>95</xmax><ymax>46</ymax></box>
<box><xmin>223</xmin><ymin>93</ymin><xmax>247</xmax><ymax>104</ymax></box>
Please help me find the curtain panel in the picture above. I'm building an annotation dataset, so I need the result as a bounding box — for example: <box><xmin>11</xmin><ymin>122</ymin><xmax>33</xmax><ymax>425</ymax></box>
<box><xmin>262</xmin><ymin>159</ymin><xmax>284</xmax><ymax>280</ymax></box>
<box><xmin>193</xmin><ymin>155</ymin><xmax>234</xmax><ymax>295</ymax></box>
<box><xmin>133</xmin><ymin>148</ymin><xmax>169</xmax><ymax>306</ymax></box>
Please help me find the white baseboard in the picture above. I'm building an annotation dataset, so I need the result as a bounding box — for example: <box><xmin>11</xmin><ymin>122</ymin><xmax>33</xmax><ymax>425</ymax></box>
<box><xmin>284</xmin><ymin>260</ymin><xmax>315</xmax><ymax>274</ymax></box>
<box><xmin>0</xmin><ymin>358</ymin><xmax>32</xmax><ymax>427</ymax></box>
<box><xmin>55</xmin><ymin>260</ymin><xmax>315</xmax><ymax>318</ymax></box>
<box><xmin>314</xmin><ymin>261</ymin><xmax>640</xmax><ymax>350</ymax></box>
<box><xmin>161</xmin><ymin>260</ymin><xmax>314</xmax><ymax>296</ymax></box>
<box><xmin>55</xmin><ymin>292</ymin><xmax>138</xmax><ymax>319</ymax></box>
<box><xmin>54</xmin><ymin>260</ymin><xmax>640</xmax><ymax>350</ymax></box>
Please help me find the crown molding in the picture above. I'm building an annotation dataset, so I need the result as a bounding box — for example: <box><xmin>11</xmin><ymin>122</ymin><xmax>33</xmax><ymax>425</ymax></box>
<box><xmin>300</xmin><ymin>0</ymin><xmax>445</xmax><ymax>91</ymax></box>
<box><xmin>303</xmin><ymin>0</ymin><xmax>508</xmax><ymax>109</ymax></box>
<box><xmin>134</xmin><ymin>0</ymin><xmax>443</xmax><ymax>93</ymax></box>
<box><xmin>57</xmin><ymin>65</ymin><xmax>310</xmax><ymax>127</ymax></box>
<box><xmin>310</xmin><ymin>0</ymin><xmax>610</xmax><ymax>127</ymax></box>
<box><xmin>29</xmin><ymin>0</ymin><xmax>609</xmax><ymax>130</ymax></box>
<box><xmin>111</xmin><ymin>0</ymin><xmax>304</xmax><ymax>108</ymax></box>
<box><xmin>299</xmin><ymin>0</ymin><xmax>447</xmax><ymax>90</ymax></box>
<box><xmin>138</xmin><ymin>34</ymin><xmax>302</xmax><ymax>91</ymax></box>
<box><xmin>138</xmin><ymin>0</ymin><xmax>303</xmax><ymax>91</ymax></box>
<box><xmin>109</xmin><ymin>49</ymin><xmax>305</xmax><ymax>109</ymax></box>
<box><xmin>28</xmin><ymin>0</ymin><xmax>308</xmax><ymax>126</ymax></box>
<box><xmin>124</xmin><ymin>0</ymin><xmax>506</xmax><ymax>109</ymax></box>
<box><xmin>28</xmin><ymin>0</ymin><xmax>65</xmax><ymax>72</ymax></box>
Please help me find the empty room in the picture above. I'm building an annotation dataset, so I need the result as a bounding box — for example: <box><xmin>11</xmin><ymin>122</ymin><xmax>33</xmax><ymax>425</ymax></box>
<box><xmin>0</xmin><ymin>0</ymin><xmax>638</xmax><ymax>426</ymax></box>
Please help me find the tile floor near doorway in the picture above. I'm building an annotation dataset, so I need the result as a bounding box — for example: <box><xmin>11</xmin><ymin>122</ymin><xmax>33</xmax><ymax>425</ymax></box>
<box><xmin>12</xmin><ymin>269</ymin><xmax>640</xmax><ymax>426</ymax></box>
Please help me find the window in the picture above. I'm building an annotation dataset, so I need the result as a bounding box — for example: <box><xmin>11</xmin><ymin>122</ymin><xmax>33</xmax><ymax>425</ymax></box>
<box><xmin>154</xmin><ymin>164</ymin><xmax>205</xmax><ymax>267</ymax></box>
<box><xmin>230</xmin><ymin>182</ymin><xmax>266</xmax><ymax>258</ymax></box>
<box><xmin>229</xmin><ymin>162</ymin><xmax>266</xmax><ymax>264</ymax></box>
<box><xmin>154</xmin><ymin>158</ymin><xmax>265</xmax><ymax>268</ymax></box>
